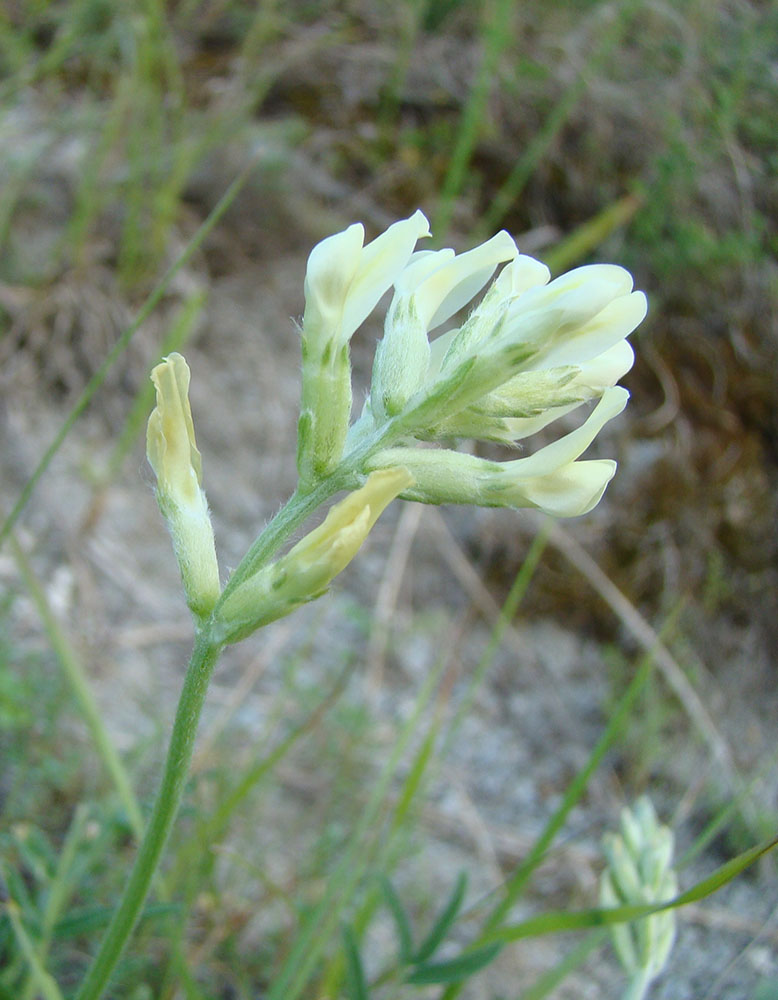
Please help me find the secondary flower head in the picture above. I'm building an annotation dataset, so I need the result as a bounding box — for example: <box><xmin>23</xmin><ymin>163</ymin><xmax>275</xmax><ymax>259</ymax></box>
<box><xmin>215</xmin><ymin>468</ymin><xmax>413</xmax><ymax>644</ymax></box>
<box><xmin>600</xmin><ymin>797</ymin><xmax>678</xmax><ymax>989</ymax></box>
<box><xmin>147</xmin><ymin>353</ymin><xmax>220</xmax><ymax>618</ymax></box>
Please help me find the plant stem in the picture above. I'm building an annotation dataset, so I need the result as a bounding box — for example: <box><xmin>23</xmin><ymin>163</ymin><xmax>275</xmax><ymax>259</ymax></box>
<box><xmin>622</xmin><ymin>968</ymin><xmax>652</xmax><ymax>1000</ymax></box>
<box><xmin>73</xmin><ymin>631</ymin><xmax>222</xmax><ymax>1000</ymax></box>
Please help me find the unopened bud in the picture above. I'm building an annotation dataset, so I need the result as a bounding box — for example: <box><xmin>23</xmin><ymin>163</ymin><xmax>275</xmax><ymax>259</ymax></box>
<box><xmin>146</xmin><ymin>353</ymin><xmax>221</xmax><ymax>618</ymax></box>
<box><xmin>215</xmin><ymin>468</ymin><xmax>413</xmax><ymax>643</ymax></box>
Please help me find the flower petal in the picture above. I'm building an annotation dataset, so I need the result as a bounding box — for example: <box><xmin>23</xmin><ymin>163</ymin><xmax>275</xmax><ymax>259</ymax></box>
<box><xmin>342</xmin><ymin>210</ymin><xmax>431</xmax><ymax>339</ymax></box>
<box><xmin>531</xmin><ymin>291</ymin><xmax>647</xmax><ymax>370</ymax></box>
<box><xmin>303</xmin><ymin>223</ymin><xmax>365</xmax><ymax>333</ymax></box>
<box><xmin>303</xmin><ymin>211</ymin><xmax>430</xmax><ymax>347</ymax></box>
<box><xmin>503</xmin><ymin>386</ymin><xmax>629</xmax><ymax>477</ymax></box>
<box><xmin>500</xmin><ymin>459</ymin><xmax>618</xmax><ymax>517</ymax></box>
<box><xmin>404</xmin><ymin>230</ymin><xmax>518</xmax><ymax>331</ymax></box>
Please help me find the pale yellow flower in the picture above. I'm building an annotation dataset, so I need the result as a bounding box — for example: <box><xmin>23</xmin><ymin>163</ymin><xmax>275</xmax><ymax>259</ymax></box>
<box><xmin>147</xmin><ymin>353</ymin><xmax>220</xmax><ymax>618</ymax></box>
<box><xmin>215</xmin><ymin>468</ymin><xmax>413</xmax><ymax>643</ymax></box>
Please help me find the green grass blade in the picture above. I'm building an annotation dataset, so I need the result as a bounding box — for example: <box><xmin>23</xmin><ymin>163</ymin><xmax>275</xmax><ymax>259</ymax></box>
<box><xmin>316</xmin><ymin>532</ymin><xmax>547</xmax><ymax>999</ymax></box>
<box><xmin>406</xmin><ymin>943</ymin><xmax>502</xmax><ymax>985</ymax></box>
<box><xmin>0</xmin><ymin>859</ymin><xmax>66</xmax><ymax>1000</ymax></box>
<box><xmin>443</xmin><ymin>523</ymin><xmax>549</xmax><ymax>754</ymax></box>
<box><xmin>342</xmin><ymin>923</ymin><xmax>369</xmax><ymax>1000</ymax></box>
<box><xmin>434</xmin><ymin>0</ymin><xmax>515</xmax><ymax>236</ymax></box>
<box><xmin>412</xmin><ymin>871</ymin><xmax>468</xmax><ymax>964</ymax></box>
<box><xmin>317</xmin><ymin>712</ymin><xmax>446</xmax><ymax>998</ymax></box>
<box><xmin>438</xmin><ymin>610</ymin><xmax>678</xmax><ymax>1000</ymax></box>
<box><xmin>480</xmin><ymin>0</ymin><xmax>641</xmax><ymax>236</ymax></box>
<box><xmin>483</xmin><ymin>653</ymin><xmax>655</xmax><ymax>934</ymax></box>
<box><xmin>8</xmin><ymin>533</ymin><xmax>145</xmax><ymax>841</ymax></box>
<box><xmin>0</xmin><ymin>161</ymin><xmax>258</xmax><ymax>550</ymax></box>
<box><xmin>19</xmin><ymin>806</ymin><xmax>91</xmax><ymax>1000</ymax></box>
<box><xmin>266</xmin><ymin>657</ymin><xmax>448</xmax><ymax>1000</ymax></box>
<box><xmin>379</xmin><ymin>876</ymin><xmax>415</xmax><ymax>965</ymax></box>
<box><xmin>52</xmin><ymin>902</ymin><xmax>182</xmax><ymax>940</ymax></box>
<box><xmin>543</xmin><ymin>194</ymin><xmax>643</xmax><ymax>275</ymax></box>
<box><xmin>678</xmin><ymin>743</ymin><xmax>778</xmax><ymax>870</ymax></box>
<box><xmin>483</xmin><ymin>833</ymin><xmax>778</xmax><ymax>946</ymax></box>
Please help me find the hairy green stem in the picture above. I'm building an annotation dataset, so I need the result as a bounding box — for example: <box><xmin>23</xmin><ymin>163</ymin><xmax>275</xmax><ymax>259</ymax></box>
<box><xmin>216</xmin><ymin>409</ymin><xmax>416</xmax><ymax>605</ymax></box>
<box><xmin>623</xmin><ymin>968</ymin><xmax>652</xmax><ymax>1000</ymax></box>
<box><xmin>72</xmin><ymin>412</ymin><xmax>419</xmax><ymax>999</ymax></box>
<box><xmin>73</xmin><ymin>632</ymin><xmax>221</xmax><ymax>1000</ymax></box>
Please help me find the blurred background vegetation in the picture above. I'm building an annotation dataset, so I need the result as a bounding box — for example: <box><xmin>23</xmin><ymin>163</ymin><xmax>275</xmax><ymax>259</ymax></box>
<box><xmin>1</xmin><ymin>1</ymin><xmax>777</xmax><ymax>997</ymax></box>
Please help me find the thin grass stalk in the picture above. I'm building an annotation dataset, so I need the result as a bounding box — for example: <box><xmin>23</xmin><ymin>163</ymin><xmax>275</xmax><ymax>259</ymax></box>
<box><xmin>543</xmin><ymin>194</ymin><xmax>643</xmax><ymax>275</ymax></box>
<box><xmin>8</xmin><ymin>532</ymin><xmax>145</xmax><ymax>841</ymax></box>
<box><xmin>0</xmin><ymin>162</ymin><xmax>258</xmax><ymax>550</ymax></box>
<box><xmin>443</xmin><ymin>523</ymin><xmax>550</xmax><ymax>752</ymax></box>
<box><xmin>20</xmin><ymin>806</ymin><xmax>91</xmax><ymax>1000</ymax></box>
<box><xmin>479</xmin><ymin>0</ymin><xmax>640</xmax><ymax>236</ymax></box>
<box><xmin>318</xmin><ymin>714</ymin><xmax>444</xmax><ymax>996</ymax></box>
<box><xmin>66</xmin><ymin>80</ymin><xmax>134</xmax><ymax>267</ymax></box>
<box><xmin>265</xmin><ymin>655</ymin><xmax>449</xmax><ymax>1000</ymax></box>
<box><xmin>434</xmin><ymin>0</ymin><xmax>515</xmax><ymax>237</ymax></box>
<box><xmin>438</xmin><ymin>637</ymin><xmax>664</xmax><ymax>1000</ymax></box>
<box><xmin>321</xmin><ymin>533</ymin><xmax>548</xmax><ymax>995</ymax></box>
<box><xmin>0</xmin><ymin>881</ymin><xmax>66</xmax><ymax>1000</ymax></box>
<box><xmin>677</xmin><ymin>744</ymin><xmax>778</xmax><ymax>870</ymax></box>
<box><xmin>377</xmin><ymin>0</ymin><xmax>424</xmax><ymax>136</ymax></box>
<box><xmin>73</xmin><ymin>633</ymin><xmax>222</xmax><ymax>1000</ymax></box>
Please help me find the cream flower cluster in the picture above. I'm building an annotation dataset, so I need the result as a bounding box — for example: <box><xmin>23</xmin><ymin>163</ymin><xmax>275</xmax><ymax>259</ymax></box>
<box><xmin>147</xmin><ymin>212</ymin><xmax>644</xmax><ymax>636</ymax></box>
<box><xmin>299</xmin><ymin>210</ymin><xmax>646</xmax><ymax>517</ymax></box>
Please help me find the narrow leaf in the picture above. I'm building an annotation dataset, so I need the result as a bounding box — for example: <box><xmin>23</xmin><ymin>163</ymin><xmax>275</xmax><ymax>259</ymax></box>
<box><xmin>412</xmin><ymin>871</ymin><xmax>468</xmax><ymax>963</ymax></box>
<box><xmin>53</xmin><ymin>902</ymin><xmax>182</xmax><ymax>939</ymax></box>
<box><xmin>406</xmin><ymin>943</ymin><xmax>502</xmax><ymax>984</ymax></box>
<box><xmin>379</xmin><ymin>876</ymin><xmax>414</xmax><ymax>963</ymax></box>
<box><xmin>341</xmin><ymin>924</ymin><xmax>369</xmax><ymax>1000</ymax></box>
<box><xmin>485</xmin><ymin>834</ymin><xmax>778</xmax><ymax>946</ymax></box>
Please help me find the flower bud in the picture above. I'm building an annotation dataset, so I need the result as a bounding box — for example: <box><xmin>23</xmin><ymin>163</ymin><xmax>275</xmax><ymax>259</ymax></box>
<box><xmin>146</xmin><ymin>353</ymin><xmax>221</xmax><ymax>618</ymax></box>
<box><xmin>215</xmin><ymin>468</ymin><xmax>413</xmax><ymax>643</ymax></box>
<box><xmin>367</xmin><ymin>232</ymin><xmax>518</xmax><ymax>426</ymax></box>
<box><xmin>370</xmin><ymin>296</ymin><xmax>430</xmax><ymax>421</ymax></box>
<box><xmin>297</xmin><ymin>212</ymin><xmax>430</xmax><ymax>484</ymax></box>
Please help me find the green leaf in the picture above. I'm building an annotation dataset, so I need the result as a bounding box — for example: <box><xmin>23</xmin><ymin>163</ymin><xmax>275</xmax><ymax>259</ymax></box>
<box><xmin>341</xmin><ymin>924</ymin><xmax>368</xmax><ymax>1000</ymax></box>
<box><xmin>10</xmin><ymin>824</ymin><xmax>57</xmax><ymax>886</ymax></box>
<box><xmin>406</xmin><ymin>943</ymin><xmax>502</xmax><ymax>984</ymax></box>
<box><xmin>484</xmin><ymin>834</ymin><xmax>778</xmax><ymax>946</ymax></box>
<box><xmin>412</xmin><ymin>871</ymin><xmax>468</xmax><ymax>963</ymax></box>
<box><xmin>53</xmin><ymin>902</ymin><xmax>182</xmax><ymax>939</ymax></box>
<box><xmin>379</xmin><ymin>876</ymin><xmax>414</xmax><ymax>964</ymax></box>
